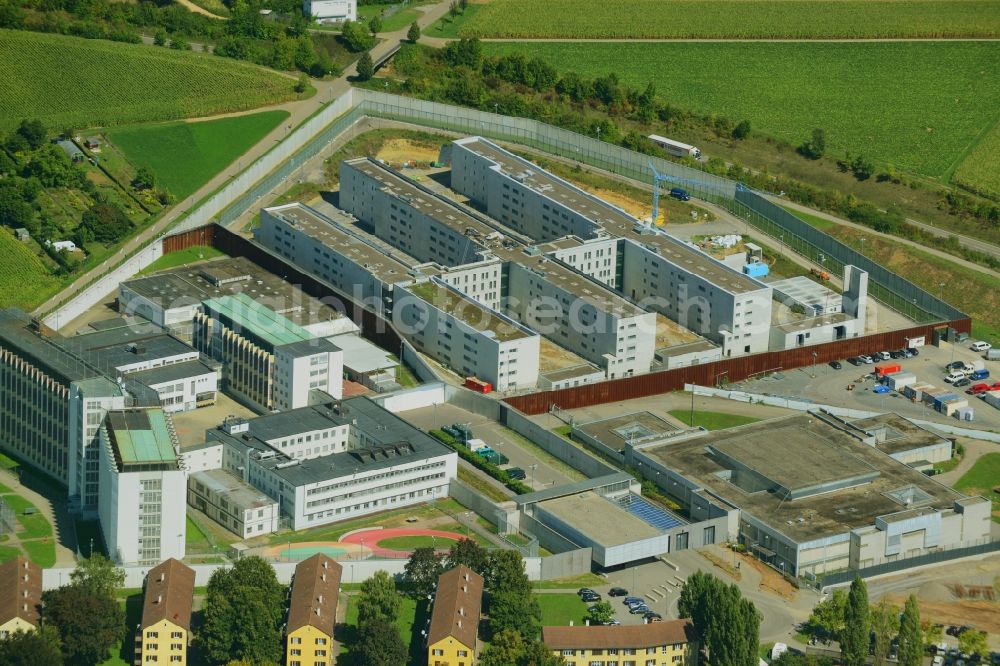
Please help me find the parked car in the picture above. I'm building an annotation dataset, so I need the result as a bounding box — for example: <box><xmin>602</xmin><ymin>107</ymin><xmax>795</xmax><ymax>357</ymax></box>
<box><xmin>669</xmin><ymin>187</ymin><xmax>691</xmax><ymax>201</ymax></box>
<box><xmin>507</xmin><ymin>467</ymin><xmax>526</xmax><ymax>480</ymax></box>
<box><xmin>847</xmin><ymin>357</ymin><xmax>862</xmax><ymax>366</ymax></box>
<box><xmin>901</xmin><ymin>348</ymin><xmax>915</xmax><ymax>358</ymax></box>
<box><xmin>623</xmin><ymin>596</ymin><xmax>644</xmax><ymax>606</ymax></box>
<box><xmin>947</xmin><ymin>626</ymin><xmax>961</xmax><ymax>636</ymax></box>
<box><xmin>945</xmin><ymin>372</ymin><xmax>967</xmax><ymax>384</ymax></box>
<box><xmin>967</xmin><ymin>383</ymin><xmax>990</xmax><ymax>395</ymax></box>
<box><xmin>629</xmin><ymin>604</ymin><xmax>650</xmax><ymax>614</ymax></box>
<box><xmin>970</xmin><ymin>341</ymin><xmax>992</xmax><ymax>352</ymax></box>
<box><xmin>877</xmin><ymin>351</ymin><xmax>892</xmax><ymax>360</ymax></box>
<box><xmin>947</xmin><ymin>361</ymin><xmax>966</xmax><ymax>371</ymax></box>
<box><xmin>604</xmin><ymin>619</ymin><xmax>621</xmax><ymax>626</ymax></box>
<box><xmin>578</xmin><ymin>588</ymin><xmax>596</xmax><ymax>597</ymax></box>
<box><xmin>971</xmin><ymin>369</ymin><xmax>990</xmax><ymax>381</ymax></box>
<box><xmin>581</xmin><ymin>592</ymin><xmax>602</xmax><ymax>602</ymax></box>
<box><xmin>608</xmin><ymin>587</ymin><xmax>628</xmax><ymax>597</ymax></box>
<box><xmin>858</xmin><ymin>354</ymin><xmax>875</xmax><ymax>364</ymax></box>
<box><xmin>953</xmin><ymin>377</ymin><xmax>972</xmax><ymax>388</ymax></box>
<box><xmin>908</xmin><ymin>347</ymin><xmax>920</xmax><ymax>356</ymax></box>
<box><xmin>829</xmin><ymin>360</ymin><xmax>843</xmax><ymax>369</ymax></box>
<box><xmin>889</xmin><ymin>350</ymin><xmax>904</xmax><ymax>359</ymax></box>
<box><xmin>643</xmin><ymin>611</ymin><xmax>662</xmax><ymax>620</ymax></box>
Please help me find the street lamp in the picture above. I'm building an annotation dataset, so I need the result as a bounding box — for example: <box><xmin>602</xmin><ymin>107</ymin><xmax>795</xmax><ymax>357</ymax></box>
<box><xmin>811</xmin><ymin>351</ymin><xmax>818</xmax><ymax>378</ymax></box>
<box><xmin>859</xmin><ymin>237</ymin><xmax>866</xmax><ymax>256</ymax></box>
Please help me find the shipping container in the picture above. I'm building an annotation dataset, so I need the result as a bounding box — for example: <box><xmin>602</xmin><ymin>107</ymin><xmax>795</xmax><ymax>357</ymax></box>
<box><xmin>464</xmin><ymin>377</ymin><xmax>493</xmax><ymax>393</ymax></box>
<box><xmin>885</xmin><ymin>372</ymin><xmax>917</xmax><ymax>390</ymax></box>
<box><xmin>954</xmin><ymin>406</ymin><xmax>974</xmax><ymax>422</ymax></box>
<box><xmin>874</xmin><ymin>362</ymin><xmax>902</xmax><ymax>377</ymax></box>
<box><xmin>903</xmin><ymin>383</ymin><xmax>933</xmax><ymax>401</ymax></box>
<box><xmin>983</xmin><ymin>391</ymin><xmax>1000</xmax><ymax>409</ymax></box>
<box><xmin>937</xmin><ymin>397</ymin><xmax>968</xmax><ymax>416</ymax></box>
<box><xmin>986</xmin><ymin>349</ymin><xmax>1000</xmax><ymax>361</ymax></box>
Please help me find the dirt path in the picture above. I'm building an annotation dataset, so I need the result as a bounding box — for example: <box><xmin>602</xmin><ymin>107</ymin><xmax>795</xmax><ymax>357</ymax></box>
<box><xmin>175</xmin><ymin>0</ymin><xmax>225</xmax><ymax>19</ymax></box>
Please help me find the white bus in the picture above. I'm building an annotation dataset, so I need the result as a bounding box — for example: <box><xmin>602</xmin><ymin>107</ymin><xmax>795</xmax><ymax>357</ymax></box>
<box><xmin>648</xmin><ymin>134</ymin><xmax>701</xmax><ymax>159</ymax></box>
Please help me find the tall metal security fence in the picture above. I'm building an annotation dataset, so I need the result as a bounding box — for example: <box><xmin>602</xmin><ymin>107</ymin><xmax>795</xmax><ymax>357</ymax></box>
<box><xmin>730</xmin><ymin>188</ymin><xmax>966</xmax><ymax>323</ymax></box>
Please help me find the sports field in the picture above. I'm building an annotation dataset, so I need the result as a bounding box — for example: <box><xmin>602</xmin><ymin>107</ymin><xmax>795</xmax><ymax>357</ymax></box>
<box><xmin>459</xmin><ymin>0</ymin><xmax>1000</xmax><ymax>38</ymax></box>
<box><xmin>0</xmin><ymin>29</ymin><xmax>300</xmax><ymax>132</ymax></box>
<box><xmin>105</xmin><ymin>111</ymin><xmax>290</xmax><ymax>199</ymax></box>
<box><xmin>481</xmin><ymin>41</ymin><xmax>1000</xmax><ymax>178</ymax></box>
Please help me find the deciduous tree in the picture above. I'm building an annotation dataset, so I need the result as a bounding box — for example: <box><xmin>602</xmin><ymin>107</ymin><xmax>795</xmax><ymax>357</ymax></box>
<box><xmin>489</xmin><ymin>587</ymin><xmax>540</xmax><ymax>640</ymax></box>
<box><xmin>958</xmin><ymin>630</ymin><xmax>987</xmax><ymax>659</ymax></box>
<box><xmin>403</xmin><ymin>546</ymin><xmax>444</xmax><ymax>598</ymax></box>
<box><xmin>368</xmin><ymin>15</ymin><xmax>382</xmax><ymax>34</ymax></box>
<box><xmin>445</xmin><ymin>538</ymin><xmax>488</xmax><ymax>574</ymax></box>
<box><xmin>355</xmin><ymin>617</ymin><xmax>407</xmax><ymax>666</ymax></box>
<box><xmin>357</xmin><ymin>570</ymin><xmax>400</xmax><ymax>626</ymax></box>
<box><xmin>69</xmin><ymin>554</ymin><xmax>125</xmax><ymax>598</ymax></box>
<box><xmin>17</xmin><ymin>119</ymin><xmax>46</xmax><ymax>150</ymax></box>
<box><xmin>42</xmin><ymin>584</ymin><xmax>124</xmax><ymax>666</ymax></box>
<box><xmin>0</xmin><ymin>626</ymin><xmax>63</xmax><ymax>666</ymax></box>
<box><xmin>407</xmin><ymin>21</ymin><xmax>420</xmax><ymax>43</ymax></box>
<box><xmin>842</xmin><ymin>577</ymin><xmax>870</xmax><ymax>666</ymax></box>
<box><xmin>806</xmin><ymin>589</ymin><xmax>846</xmax><ymax>640</ymax></box>
<box><xmin>870</xmin><ymin>600</ymin><xmax>899</xmax><ymax>666</ymax></box>
<box><xmin>897</xmin><ymin>595</ymin><xmax>923</xmax><ymax>666</ymax></box>
<box><xmin>587</xmin><ymin>600</ymin><xmax>614</xmax><ymax>626</ymax></box>
<box><xmin>78</xmin><ymin>202</ymin><xmax>133</xmax><ymax>244</ymax></box>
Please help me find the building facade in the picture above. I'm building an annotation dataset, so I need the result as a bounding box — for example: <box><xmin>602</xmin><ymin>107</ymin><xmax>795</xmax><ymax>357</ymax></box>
<box><xmin>285</xmin><ymin>554</ymin><xmax>342</xmax><ymax>666</ymax></box>
<box><xmin>211</xmin><ymin>398</ymin><xmax>457</xmax><ymax>530</ymax></box>
<box><xmin>427</xmin><ymin>565</ymin><xmax>483</xmax><ymax>666</ymax></box>
<box><xmin>135</xmin><ymin>559</ymin><xmax>195</xmax><ymax>666</ymax></box>
<box><xmin>98</xmin><ymin>408</ymin><xmax>186</xmax><ymax>566</ymax></box>
<box><xmin>188</xmin><ymin>469</ymin><xmax>280</xmax><ymax>538</ymax></box>
<box><xmin>0</xmin><ymin>556</ymin><xmax>41</xmax><ymax>639</ymax></box>
<box><xmin>542</xmin><ymin>620</ymin><xmax>699</xmax><ymax>666</ymax></box>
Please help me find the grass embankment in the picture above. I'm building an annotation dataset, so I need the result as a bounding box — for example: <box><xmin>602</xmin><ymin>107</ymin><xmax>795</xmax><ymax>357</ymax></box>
<box><xmin>480</xmin><ymin>41</ymin><xmax>1000</xmax><ymax>180</ymax></box>
<box><xmin>459</xmin><ymin>0</ymin><xmax>1000</xmax><ymax>38</ymax></box>
<box><xmin>668</xmin><ymin>409</ymin><xmax>760</xmax><ymax>430</ymax></box>
<box><xmin>954</xmin><ymin>452</ymin><xmax>1000</xmax><ymax>523</ymax></box>
<box><xmin>106</xmin><ymin>111</ymin><xmax>289</xmax><ymax>199</ymax></box>
<box><xmin>1</xmin><ymin>29</ymin><xmax>303</xmax><ymax>132</ymax></box>
<box><xmin>0</xmin><ymin>228</ymin><xmax>63</xmax><ymax>310</ymax></box>
<box><xmin>139</xmin><ymin>246</ymin><xmax>226</xmax><ymax>274</ymax></box>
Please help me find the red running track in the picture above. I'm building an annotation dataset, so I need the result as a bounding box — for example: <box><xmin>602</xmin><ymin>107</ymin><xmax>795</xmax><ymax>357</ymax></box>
<box><xmin>341</xmin><ymin>528</ymin><xmax>466</xmax><ymax>557</ymax></box>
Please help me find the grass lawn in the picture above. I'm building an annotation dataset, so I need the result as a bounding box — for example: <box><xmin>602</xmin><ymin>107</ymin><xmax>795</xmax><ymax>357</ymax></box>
<box><xmin>430</xmin><ymin>3</ymin><xmax>484</xmax><ymax>38</ymax></box>
<box><xmin>106</xmin><ymin>110</ymin><xmax>290</xmax><ymax>199</ymax></box>
<box><xmin>0</xmin><ymin>482</ymin><xmax>10</xmax><ymax>494</ymax></box>
<box><xmin>377</xmin><ymin>534</ymin><xmax>461</xmax><ymax>550</ymax></box>
<box><xmin>461</xmin><ymin>0</ymin><xmax>1000</xmax><ymax>38</ymax></box>
<box><xmin>954</xmin><ymin>452</ymin><xmax>1000</xmax><ymax>522</ymax></box>
<box><xmin>0</xmin><ymin>545</ymin><xmax>21</xmax><ymax>563</ymax></box>
<box><xmin>268</xmin><ymin>498</ymin><xmax>469</xmax><ymax>545</ymax></box>
<box><xmin>782</xmin><ymin>206</ymin><xmax>838</xmax><ymax>231</ymax></box>
<box><xmin>480</xmin><ymin>41</ymin><xmax>1000</xmax><ymax>178</ymax></box>
<box><xmin>1</xmin><ymin>29</ymin><xmax>302</xmax><ymax>133</ymax></box>
<box><xmin>668</xmin><ymin>409</ymin><xmax>760</xmax><ymax>431</ymax></box>
<box><xmin>457</xmin><ymin>467</ymin><xmax>510</xmax><ymax>503</ymax></box>
<box><xmin>532</xmin><ymin>572</ymin><xmax>604</xmax><ymax>590</ymax></box>
<box><xmin>2</xmin><ymin>495</ymin><xmax>52</xmax><ymax>539</ymax></box>
<box><xmin>0</xmin><ymin>453</ymin><xmax>19</xmax><ymax>471</ymax></box>
<box><xmin>139</xmin><ymin>246</ymin><xmax>226</xmax><ymax>275</ymax></box>
<box><xmin>535</xmin><ymin>593</ymin><xmax>589</xmax><ymax>626</ymax></box>
<box><xmin>21</xmin><ymin>540</ymin><xmax>56</xmax><ymax>568</ymax></box>
<box><xmin>185</xmin><ymin>515</ymin><xmax>213</xmax><ymax>553</ymax></box>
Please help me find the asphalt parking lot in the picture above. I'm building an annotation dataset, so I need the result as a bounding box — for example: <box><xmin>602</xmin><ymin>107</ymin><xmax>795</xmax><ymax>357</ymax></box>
<box><xmin>734</xmin><ymin>341</ymin><xmax>1000</xmax><ymax>430</ymax></box>
<box><xmin>399</xmin><ymin>403</ymin><xmax>587</xmax><ymax>489</ymax></box>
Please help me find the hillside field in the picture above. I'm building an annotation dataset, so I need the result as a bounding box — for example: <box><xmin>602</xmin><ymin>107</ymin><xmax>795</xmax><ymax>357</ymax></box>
<box><xmin>481</xmin><ymin>41</ymin><xmax>1000</xmax><ymax>179</ymax></box>
<box><xmin>0</xmin><ymin>29</ymin><xmax>301</xmax><ymax>132</ymax></box>
<box><xmin>458</xmin><ymin>0</ymin><xmax>1000</xmax><ymax>38</ymax></box>
<box><xmin>0</xmin><ymin>229</ymin><xmax>62</xmax><ymax>310</ymax></box>
<box><xmin>105</xmin><ymin>111</ymin><xmax>291</xmax><ymax>199</ymax></box>
<box><xmin>952</xmin><ymin>119</ymin><xmax>1000</xmax><ymax>199</ymax></box>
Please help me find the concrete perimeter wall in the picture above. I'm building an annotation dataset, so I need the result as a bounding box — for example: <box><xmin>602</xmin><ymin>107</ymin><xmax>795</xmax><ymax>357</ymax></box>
<box><xmin>501</xmin><ymin>407</ymin><xmax>617</xmax><ymax>479</ymax></box>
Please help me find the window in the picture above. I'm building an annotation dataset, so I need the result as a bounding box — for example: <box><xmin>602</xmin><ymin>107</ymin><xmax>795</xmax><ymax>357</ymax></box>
<box><xmin>562</xmin><ymin>650</ymin><xmax>576</xmax><ymax>656</ymax></box>
<box><xmin>146</xmin><ymin>632</ymin><xmax>159</xmax><ymax>639</ymax></box>
<box><xmin>291</xmin><ymin>637</ymin><xmax>302</xmax><ymax>645</ymax></box>
<box><xmin>315</xmin><ymin>637</ymin><xmax>327</xmax><ymax>645</ymax></box>
<box><xmin>432</xmin><ymin>649</ymin><xmax>444</xmax><ymax>656</ymax></box>
<box><xmin>170</xmin><ymin>632</ymin><xmax>182</xmax><ymax>639</ymax></box>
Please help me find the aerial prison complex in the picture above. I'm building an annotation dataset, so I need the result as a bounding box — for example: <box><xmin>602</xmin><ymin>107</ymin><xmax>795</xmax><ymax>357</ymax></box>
<box><xmin>256</xmin><ymin>135</ymin><xmax>870</xmax><ymax>394</ymax></box>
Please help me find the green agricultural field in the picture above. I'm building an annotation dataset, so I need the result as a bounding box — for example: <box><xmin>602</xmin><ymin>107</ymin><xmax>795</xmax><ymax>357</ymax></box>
<box><xmin>952</xmin><ymin>119</ymin><xmax>1000</xmax><ymax>199</ymax></box>
<box><xmin>460</xmin><ymin>0</ymin><xmax>1000</xmax><ymax>38</ymax></box>
<box><xmin>0</xmin><ymin>228</ymin><xmax>62</xmax><ymax>310</ymax></box>
<box><xmin>481</xmin><ymin>41</ymin><xmax>1000</xmax><ymax>178</ymax></box>
<box><xmin>105</xmin><ymin>111</ymin><xmax>289</xmax><ymax>199</ymax></box>
<box><xmin>1</xmin><ymin>29</ymin><xmax>301</xmax><ymax>133</ymax></box>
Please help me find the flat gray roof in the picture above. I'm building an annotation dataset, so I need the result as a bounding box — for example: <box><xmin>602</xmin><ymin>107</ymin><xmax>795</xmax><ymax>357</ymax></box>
<box><xmin>125</xmin><ymin>359</ymin><xmax>217</xmax><ymax>387</ymax></box>
<box><xmin>327</xmin><ymin>334</ymin><xmax>398</xmax><ymax>374</ymax></box>
<box><xmin>540</xmin><ymin>363</ymin><xmax>604</xmax><ymax>382</ymax></box>
<box><xmin>638</xmin><ymin>412</ymin><xmax>967</xmax><ymax>543</ymax></box>
<box><xmin>59</xmin><ymin>328</ymin><xmax>194</xmax><ymax>373</ymax></box>
<box><xmin>121</xmin><ymin>257</ymin><xmax>346</xmax><ymax>328</ymax></box>
<box><xmin>576</xmin><ymin>412</ymin><xmax>679</xmax><ymax>453</ymax></box>
<box><xmin>849</xmin><ymin>413</ymin><xmax>950</xmax><ymax>456</ymax></box>
<box><xmin>263</xmin><ymin>203</ymin><xmax>414</xmax><ymax>283</ymax></box>
<box><xmin>455</xmin><ymin>137</ymin><xmax>764</xmax><ymax>294</ymax></box>
<box><xmin>210</xmin><ymin>397</ymin><xmax>453</xmax><ymax>487</ymax></box>
<box><xmin>0</xmin><ymin>309</ymin><xmax>100</xmax><ymax>384</ymax></box>
<box><xmin>775</xmin><ymin>312</ymin><xmax>853</xmax><ymax>334</ymax></box>
<box><xmin>191</xmin><ymin>469</ymin><xmax>276</xmax><ymax>509</ymax></box>
<box><xmin>347</xmin><ymin>158</ymin><xmax>643</xmax><ymax>316</ymax></box>
<box><xmin>656</xmin><ymin>339</ymin><xmax>718</xmax><ymax>358</ymax></box>
<box><xmin>537</xmin><ymin>492</ymin><xmax>661</xmax><ymax>547</ymax></box>
<box><xmin>515</xmin><ymin>472</ymin><xmax>635</xmax><ymax>507</ymax></box>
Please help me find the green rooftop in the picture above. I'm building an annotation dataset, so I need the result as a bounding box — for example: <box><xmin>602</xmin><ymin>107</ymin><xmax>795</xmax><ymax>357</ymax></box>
<box><xmin>407</xmin><ymin>281</ymin><xmax>530</xmax><ymax>342</ymax></box>
<box><xmin>106</xmin><ymin>409</ymin><xmax>177</xmax><ymax>468</ymax></box>
<box><xmin>203</xmin><ymin>293</ymin><xmax>313</xmax><ymax>349</ymax></box>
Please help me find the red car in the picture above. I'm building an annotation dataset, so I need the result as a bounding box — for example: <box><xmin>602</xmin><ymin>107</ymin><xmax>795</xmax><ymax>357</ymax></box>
<box><xmin>967</xmin><ymin>383</ymin><xmax>990</xmax><ymax>395</ymax></box>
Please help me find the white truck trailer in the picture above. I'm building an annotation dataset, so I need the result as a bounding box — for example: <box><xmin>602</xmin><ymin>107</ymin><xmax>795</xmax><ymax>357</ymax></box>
<box><xmin>648</xmin><ymin>134</ymin><xmax>701</xmax><ymax>158</ymax></box>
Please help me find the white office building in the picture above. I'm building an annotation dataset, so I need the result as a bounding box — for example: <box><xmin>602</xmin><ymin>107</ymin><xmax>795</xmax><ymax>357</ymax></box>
<box><xmin>211</xmin><ymin>398</ymin><xmax>457</xmax><ymax>531</ymax></box>
<box><xmin>304</xmin><ymin>0</ymin><xmax>356</xmax><ymax>22</ymax></box>
<box><xmin>97</xmin><ymin>408</ymin><xmax>186</xmax><ymax>566</ymax></box>
<box><xmin>188</xmin><ymin>469</ymin><xmax>280</xmax><ymax>539</ymax></box>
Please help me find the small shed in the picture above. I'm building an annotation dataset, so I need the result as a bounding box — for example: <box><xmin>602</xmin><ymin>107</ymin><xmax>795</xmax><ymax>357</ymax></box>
<box><xmin>13</xmin><ymin>228</ymin><xmax>29</xmax><ymax>242</ymax></box>
<box><xmin>903</xmin><ymin>382</ymin><xmax>932</xmax><ymax>402</ymax></box>
<box><xmin>937</xmin><ymin>397</ymin><xmax>968</xmax><ymax>416</ymax></box>
<box><xmin>83</xmin><ymin>137</ymin><xmax>101</xmax><ymax>151</ymax></box>
<box><xmin>56</xmin><ymin>139</ymin><xmax>84</xmax><ymax>162</ymax></box>
<box><xmin>954</xmin><ymin>406</ymin><xmax>974</xmax><ymax>422</ymax></box>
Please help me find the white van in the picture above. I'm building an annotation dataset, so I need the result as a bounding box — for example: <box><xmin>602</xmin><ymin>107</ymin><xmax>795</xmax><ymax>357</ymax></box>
<box><xmin>944</xmin><ymin>371</ymin><xmax>967</xmax><ymax>384</ymax></box>
<box><xmin>970</xmin><ymin>340</ymin><xmax>992</xmax><ymax>352</ymax></box>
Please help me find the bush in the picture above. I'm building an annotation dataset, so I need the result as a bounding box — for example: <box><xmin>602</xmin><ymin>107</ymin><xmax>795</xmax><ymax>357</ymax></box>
<box><xmin>430</xmin><ymin>430</ymin><xmax>532</xmax><ymax>494</ymax></box>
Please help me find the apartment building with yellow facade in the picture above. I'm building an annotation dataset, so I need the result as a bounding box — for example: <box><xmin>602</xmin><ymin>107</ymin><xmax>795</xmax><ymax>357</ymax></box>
<box><xmin>134</xmin><ymin>558</ymin><xmax>196</xmax><ymax>665</ymax></box>
<box><xmin>285</xmin><ymin>553</ymin><xmax>342</xmax><ymax>666</ymax></box>
<box><xmin>427</xmin><ymin>565</ymin><xmax>483</xmax><ymax>666</ymax></box>
<box><xmin>542</xmin><ymin>619</ymin><xmax>699</xmax><ymax>666</ymax></box>
<box><xmin>0</xmin><ymin>556</ymin><xmax>41</xmax><ymax>639</ymax></box>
